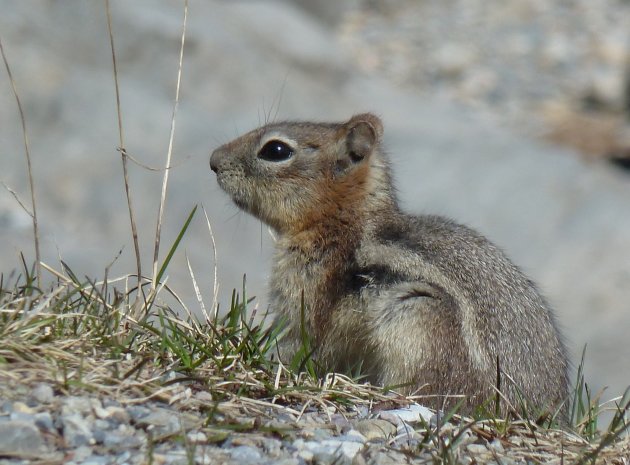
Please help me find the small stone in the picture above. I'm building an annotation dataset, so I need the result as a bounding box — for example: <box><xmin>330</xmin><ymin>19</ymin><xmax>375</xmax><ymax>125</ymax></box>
<box><xmin>135</xmin><ymin>407</ymin><xmax>181</xmax><ymax>437</ymax></box>
<box><xmin>352</xmin><ymin>419</ymin><xmax>397</xmax><ymax>441</ymax></box>
<box><xmin>378</xmin><ymin>403</ymin><xmax>433</xmax><ymax>425</ymax></box>
<box><xmin>62</xmin><ymin>396</ymin><xmax>92</xmax><ymax>416</ymax></box>
<box><xmin>488</xmin><ymin>438</ymin><xmax>504</xmax><ymax>452</ymax></box>
<box><xmin>466</xmin><ymin>443</ymin><xmax>488</xmax><ymax>455</ymax></box>
<box><xmin>92</xmin><ymin>404</ymin><xmax>110</xmax><ymax>420</ymax></box>
<box><xmin>330</xmin><ymin>413</ymin><xmax>350</xmax><ymax>430</ymax></box>
<box><xmin>311</xmin><ymin>427</ymin><xmax>333</xmax><ymax>441</ymax></box>
<box><xmin>34</xmin><ymin>412</ymin><xmax>54</xmax><ymax>431</ymax></box>
<box><xmin>0</xmin><ymin>420</ymin><xmax>47</xmax><ymax>457</ymax></box>
<box><xmin>104</xmin><ymin>406</ymin><xmax>130</xmax><ymax>424</ymax></box>
<box><xmin>194</xmin><ymin>390</ymin><xmax>213</xmax><ymax>402</ymax></box>
<box><xmin>330</xmin><ymin>441</ymin><xmax>363</xmax><ymax>460</ymax></box>
<box><xmin>62</xmin><ymin>413</ymin><xmax>94</xmax><ymax>447</ymax></box>
<box><xmin>102</xmin><ymin>431</ymin><xmax>144</xmax><ymax>449</ymax></box>
<box><xmin>230</xmin><ymin>445</ymin><xmax>262</xmax><ymax>464</ymax></box>
<box><xmin>296</xmin><ymin>449</ymin><xmax>314</xmax><ymax>462</ymax></box>
<box><xmin>70</xmin><ymin>445</ymin><xmax>92</xmax><ymax>462</ymax></box>
<box><xmin>102</xmin><ymin>398</ymin><xmax>121</xmax><ymax>408</ymax></box>
<box><xmin>115</xmin><ymin>450</ymin><xmax>132</xmax><ymax>463</ymax></box>
<box><xmin>273</xmin><ymin>459</ymin><xmax>299</xmax><ymax>465</ymax></box>
<box><xmin>137</xmin><ymin>407</ymin><xmax>174</xmax><ymax>426</ymax></box>
<box><xmin>80</xmin><ymin>456</ymin><xmax>110</xmax><ymax>465</ymax></box>
<box><xmin>126</xmin><ymin>405</ymin><xmax>151</xmax><ymax>422</ymax></box>
<box><xmin>30</xmin><ymin>383</ymin><xmax>55</xmax><ymax>404</ymax></box>
<box><xmin>262</xmin><ymin>437</ymin><xmax>283</xmax><ymax>457</ymax></box>
<box><xmin>10</xmin><ymin>412</ymin><xmax>35</xmax><ymax>423</ymax></box>
<box><xmin>186</xmin><ymin>431</ymin><xmax>207</xmax><ymax>444</ymax></box>
<box><xmin>12</xmin><ymin>401</ymin><xmax>34</xmax><ymax>414</ymax></box>
<box><xmin>1</xmin><ymin>401</ymin><xmax>12</xmax><ymax>414</ymax></box>
<box><xmin>394</xmin><ymin>422</ymin><xmax>419</xmax><ymax>442</ymax></box>
<box><xmin>340</xmin><ymin>429</ymin><xmax>366</xmax><ymax>443</ymax></box>
<box><xmin>306</xmin><ymin>439</ymin><xmax>363</xmax><ymax>461</ymax></box>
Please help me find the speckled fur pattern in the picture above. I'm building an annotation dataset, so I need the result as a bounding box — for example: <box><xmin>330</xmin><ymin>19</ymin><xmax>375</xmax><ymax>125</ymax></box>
<box><xmin>210</xmin><ymin>113</ymin><xmax>569</xmax><ymax>415</ymax></box>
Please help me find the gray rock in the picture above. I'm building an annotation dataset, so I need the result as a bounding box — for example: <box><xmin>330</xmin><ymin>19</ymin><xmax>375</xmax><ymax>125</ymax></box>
<box><xmin>135</xmin><ymin>407</ymin><xmax>174</xmax><ymax>427</ymax></box>
<box><xmin>62</xmin><ymin>414</ymin><xmax>94</xmax><ymax>447</ymax></box>
<box><xmin>352</xmin><ymin>419</ymin><xmax>397</xmax><ymax>441</ymax></box>
<box><xmin>0</xmin><ymin>420</ymin><xmax>47</xmax><ymax>457</ymax></box>
<box><xmin>261</xmin><ymin>437</ymin><xmax>283</xmax><ymax>457</ymax></box>
<box><xmin>338</xmin><ymin>429</ymin><xmax>366</xmax><ymax>443</ymax></box>
<box><xmin>466</xmin><ymin>443</ymin><xmax>489</xmax><ymax>455</ymax></box>
<box><xmin>70</xmin><ymin>445</ymin><xmax>93</xmax><ymax>462</ymax></box>
<box><xmin>30</xmin><ymin>383</ymin><xmax>54</xmax><ymax>404</ymax></box>
<box><xmin>230</xmin><ymin>445</ymin><xmax>263</xmax><ymax>464</ymax></box>
<box><xmin>103</xmin><ymin>406</ymin><xmax>130</xmax><ymax>425</ymax></box>
<box><xmin>488</xmin><ymin>439</ymin><xmax>504</xmax><ymax>452</ymax></box>
<box><xmin>34</xmin><ymin>412</ymin><xmax>54</xmax><ymax>432</ymax></box>
<box><xmin>272</xmin><ymin>459</ymin><xmax>300</xmax><ymax>465</ymax></box>
<box><xmin>9</xmin><ymin>412</ymin><xmax>35</xmax><ymax>423</ymax></box>
<box><xmin>126</xmin><ymin>406</ymin><xmax>151</xmax><ymax>422</ymax></box>
<box><xmin>79</xmin><ymin>456</ymin><xmax>110</xmax><ymax>465</ymax></box>
<box><xmin>102</xmin><ymin>431</ymin><xmax>144</xmax><ymax>450</ymax></box>
<box><xmin>302</xmin><ymin>439</ymin><xmax>363</xmax><ymax>463</ymax></box>
<box><xmin>378</xmin><ymin>404</ymin><xmax>433</xmax><ymax>425</ymax></box>
<box><xmin>185</xmin><ymin>431</ymin><xmax>207</xmax><ymax>444</ymax></box>
<box><xmin>62</xmin><ymin>396</ymin><xmax>93</xmax><ymax>416</ymax></box>
<box><xmin>0</xmin><ymin>401</ymin><xmax>12</xmax><ymax>414</ymax></box>
<box><xmin>135</xmin><ymin>407</ymin><xmax>181</xmax><ymax>437</ymax></box>
<box><xmin>10</xmin><ymin>402</ymin><xmax>33</xmax><ymax>414</ymax></box>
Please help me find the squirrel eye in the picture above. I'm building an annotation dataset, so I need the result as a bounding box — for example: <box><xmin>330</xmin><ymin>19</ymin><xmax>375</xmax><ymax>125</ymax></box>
<box><xmin>257</xmin><ymin>140</ymin><xmax>294</xmax><ymax>162</ymax></box>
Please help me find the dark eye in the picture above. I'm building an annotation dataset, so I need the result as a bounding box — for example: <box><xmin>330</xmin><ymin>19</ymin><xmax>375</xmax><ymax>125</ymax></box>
<box><xmin>257</xmin><ymin>140</ymin><xmax>294</xmax><ymax>162</ymax></box>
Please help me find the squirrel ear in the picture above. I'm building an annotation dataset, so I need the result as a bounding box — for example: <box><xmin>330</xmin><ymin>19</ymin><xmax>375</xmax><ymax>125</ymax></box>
<box><xmin>345</xmin><ymin>113</ymin><xmax>383</xmax><ymax>163</ymax></box>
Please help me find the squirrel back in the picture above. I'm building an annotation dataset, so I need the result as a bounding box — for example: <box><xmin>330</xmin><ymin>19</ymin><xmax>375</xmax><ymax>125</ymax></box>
<box><xmin>210</xmin><ymin>113</ymin><xmax>569</xmax><ymax>415</ymax></box>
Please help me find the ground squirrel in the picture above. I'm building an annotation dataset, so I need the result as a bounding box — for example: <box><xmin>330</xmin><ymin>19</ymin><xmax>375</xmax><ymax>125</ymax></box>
<box><xmin>210</xmin><ymin>113</ymin><xmax>569</xmax><ymax>415</ymax></box>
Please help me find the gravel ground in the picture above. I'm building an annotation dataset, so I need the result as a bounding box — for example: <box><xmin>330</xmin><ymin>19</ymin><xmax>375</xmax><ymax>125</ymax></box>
<box><xmin>0</xmin><ymin>375</ymin><xmax>504</xmax><ymax>465</ymax></box>
<box><xmin>1</xmin><ymin>376</ymin><xmax>627</xmax><ymax>465</ymax></box>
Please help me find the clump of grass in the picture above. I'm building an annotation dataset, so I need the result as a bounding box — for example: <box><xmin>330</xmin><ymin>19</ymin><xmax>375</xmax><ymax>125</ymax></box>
<box><xmin>2</xmin><ymin>253</ymin><xmax>629</xmax><ymax>463</ymax></box>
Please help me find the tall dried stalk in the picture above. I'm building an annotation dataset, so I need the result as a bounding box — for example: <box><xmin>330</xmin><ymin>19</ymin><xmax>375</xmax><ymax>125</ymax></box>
<box><xmin>152</xmin><ymin>0</ymin><xmax>189</xmax><ymax>290</ymax></box>
<box><xmin>104</xmin><ymin>0</ymin><xmax>143</xmax><ymax>303</ymax></box>
<box><xmin>0</xmin><ymin>37</ymin><xmax>41</xmax><ymax>287</ymax></box>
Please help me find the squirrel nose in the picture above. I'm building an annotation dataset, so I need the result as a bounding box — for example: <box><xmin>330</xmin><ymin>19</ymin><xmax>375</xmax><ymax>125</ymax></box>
<box><xmin>210</xmin><ymin>147</ymin><xmax>224</xmax><ymax>173</ymax></box>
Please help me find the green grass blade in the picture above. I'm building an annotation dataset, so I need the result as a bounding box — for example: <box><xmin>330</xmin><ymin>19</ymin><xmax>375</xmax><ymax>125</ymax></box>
<box><xmin>155</xmin><ymin>205</ymin><xmax>197</xmax><ymax>285</ymax></box>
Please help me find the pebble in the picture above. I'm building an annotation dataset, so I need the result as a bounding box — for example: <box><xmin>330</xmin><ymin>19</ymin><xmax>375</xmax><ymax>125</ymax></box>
<box><xmin>230</xmin><ymin>445</ymin><xmax>263</xmax><ymax>464</ymax></box>
<box><xmin>30</xmin><ymin>383</ymin><xmax>54</xmax><ymax>404</ymax></box>
<box><xmin>377</xmin><ymin>403</ymin><xmax>433</xmax><ymax>425</ymax></box>
<box><xmin>0</xmin><ymin>420</ymin><xmax>47</xmax><ymax>457</ymax></box>
<box><xmin>62</xmin><ymin>413</ymin><xmax>95</xmax><ymax>447</ymax></box>
<box><xmin>352</xmin><ymin>419</ymin><xmax>397</xmax><ymax>440</ymax></box>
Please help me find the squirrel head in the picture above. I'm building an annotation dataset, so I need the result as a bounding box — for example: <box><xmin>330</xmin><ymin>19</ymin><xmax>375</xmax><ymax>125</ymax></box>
<box><xmin>210</xmin><ymin>113</ymin><xmax>392</xmax><ymax>234</ymax></box>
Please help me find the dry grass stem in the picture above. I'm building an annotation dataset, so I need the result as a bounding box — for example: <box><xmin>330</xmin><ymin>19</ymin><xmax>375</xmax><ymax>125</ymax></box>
<box><xmin>104</xmin><ymin>0</ymin><xmax>143</xmax><ymax>305</ymax></box>
<box><xmin>203</xmin><ymin>206</ymin><xmax>220</xmax><ymax>321</ymax></box>
<box><xmin>152</xmin><ymin>0</ymin><xmax>188</xmax><ymax>289</ymax></box>
<box><xmin>0</xmin><ymin>37</ymin><xmax>41</xmax><ymax>287</ymax></box>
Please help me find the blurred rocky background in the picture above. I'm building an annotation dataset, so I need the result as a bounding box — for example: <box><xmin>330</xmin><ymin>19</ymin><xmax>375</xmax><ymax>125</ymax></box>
<box><xmin>1</xmin><ymin>0</ymin><xmax>629</xmax><ymax>405</ymax></box>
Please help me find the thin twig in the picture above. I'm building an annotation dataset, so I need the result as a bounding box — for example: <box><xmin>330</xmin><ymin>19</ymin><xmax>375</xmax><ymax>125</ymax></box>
<box><xmin>105</xmin><ymin>0</ymin><xmax>143</xmax><ymax>304</ymax></box>
<box><xmin>116</xmin><ymin>147</ymin><xmax>192</xmax><ymax>172</ymax></box>
<box><xmin>0</xmin><ymin>37</ymin><xmax>41</xmax><ymax>287</ymax></box>
<box><xmin>202</xmin><ymin>206</ymin><xmax>220</xmax><ymax>320</ymax></box>
<box><xmin>186</xmin><ymin>252</ymin><xmax>210</xmax><ymax>324</ymax></box>
<box><xmin>1</xmin><ymin>182</ymin><xmax>33</xmax><ymax>217</ymax></box>
<box><xmin>152</xmin><ymin>0</ymin><xmax>188</xmax><ymax>288</ymax></box>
